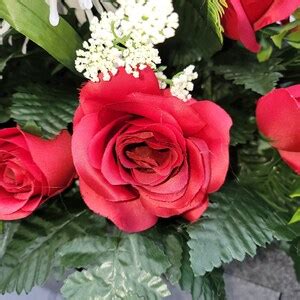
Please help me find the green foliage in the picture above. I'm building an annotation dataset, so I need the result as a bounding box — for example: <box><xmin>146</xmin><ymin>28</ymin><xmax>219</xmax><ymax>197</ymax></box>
<box><xmin>0</xmin><ymin>222</ymin><xmax>19</xmax><ymax>260</ymax></box>
<box><xmin>238</xmin><ymin>145</ymin><xmax>300</xmax><ymax>213</ymax></box>
<box><xmin>214</xmin><ymin>47</ymin><xmax>284</xmax><ymax>94</ymax></box>
<box><xmin>207</xmin><ymin>0</ymin><xmax>227</xmax><ymax>42</ymax></box>
<box><xmin>60</xmin><ymin>231</ymin><xmax>171</xmax><ymax>300</ymax></box>
<box><xmin>11</xmin><ymin>85</ymin><xmax>78</xmax><ymax>138</ymax></box>
<box><xmin>0</xmin><ymin>200</ymin><xmax>105</xmax><ymax>294</ymax></box>
<box><xmin>0</xmin><ymin>98</ymin><xmax>11</xmax><ymax>123</ymax></box>
<box><xmin>290</xmin><ymin>208</ymin><xmax>300</xmax><ymax>224</ymax></box>
<box><xmin>187</xmin><ymin>184</ymin><xmax>292</xmax><ymax>276</ymax></box>
<box><xmin>164</xmin><ymin>0</ymin><xmax>223</xmax><ymax>66</ymax></box>
<box><xmin>0</xmin><ymin>0</ymin><xmax>82</xmax><ymax>72</ymax></box>
<box><xmin>180</xmin><ymin>244</ymin><xmax>226</xmax><ymax>300</ymax></box>
<box><xmin>229</xmin><ymin>110</ymin><xmax>256</xmax><ymax>146</ymax></box>
<box><xmin>163</xmin><ymin>233</ymin><xmax>183</xmax><ymax>285</ymax></box>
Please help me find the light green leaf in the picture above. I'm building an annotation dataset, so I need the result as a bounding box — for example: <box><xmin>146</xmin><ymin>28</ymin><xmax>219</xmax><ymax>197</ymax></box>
<box><xmin>61</xmin><ymin>232</ymin><xmax>171</xmax><ymax>300</ymax></box>
<box><xmin>188</xmin><ymin>184</ymin><xmax>279</xmax><ymax>276</ymax></box>
<box><xmin>291</xmin><ymin>186</ymin><xmax>300</xmax><ymax>199</ymax></box>
<box><xmin>290</xmin><ymin>208</ymin><xmax>300</xmax><ymax>224</ymax></box>
<box><xmin>11</xmin><ymin>85</ymin><xmax>78</xmax><ymax>139</ymax></box>
<box><xmin>62</xmin><ymin>266</ymin><xmax>170</xmax><ymax>300</ymax></box>
<box><xmin>207</xmin><ymin>0</ymin><xmax>227</xmax><ymax>42</ymax></box>
<box><xmin>0</xmin><ymin>203</ymin><xmax>105</xmax><ymax>294</ymax></box>
<box><xmin>0</xmin><ymin>0</ymin><xmax>82</xmax><ymax>72</ymax></box>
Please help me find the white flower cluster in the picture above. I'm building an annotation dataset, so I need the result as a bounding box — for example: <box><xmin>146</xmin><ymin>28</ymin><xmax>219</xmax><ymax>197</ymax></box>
<box><xmin>75</xmin><ymin>0</ymin><xmax>179</xmax><ymax>81</ymax></box>
<box><xmin>170</xmin><ymin>65</ymin><xmax>198</xmax><ymax>101</ymax></box>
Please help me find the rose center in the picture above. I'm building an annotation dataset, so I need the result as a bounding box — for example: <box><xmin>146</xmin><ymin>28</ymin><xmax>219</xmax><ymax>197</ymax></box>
<box><xmin>125</xmin><ymin>142</ymin><xmax>169</xmax><ymax>169</ymax></box>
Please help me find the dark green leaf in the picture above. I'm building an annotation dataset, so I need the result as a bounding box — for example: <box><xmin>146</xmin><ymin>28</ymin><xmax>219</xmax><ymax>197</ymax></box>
<box><xmin>61</xmin><ymin>231</ymin><xmax>171</xmax><ymax>300</ymax></box>
<box><xmin>0</xmin><ymin>98</ymin><xmax>11</xmax><ymax>123</ymax></box>
<box><xmin>0</xmin><ymin>222</ymin><xmax>19</xmax><ymax>260</ymax></box>
<box><xmin>188</xmin><ymin>184</ymin><xmax>277</xmax><ymax>276</ymax></box>
<box><xmin>164</xmin><ymin>234</ymin><xmax>183</xmax><ymax>285</ymax></box>
<box><xmin>239</xmin><ymin>146</ymin><xmax>300</xmax><ymax>213</ymax></box>
<box><xmin>214</xmin><ymin>48</ymin><xmax>284</xmax><ymax>94</ymax></box>
<box><xmin>11</xmin><ymin>85</ymin><xmax>78</xmax><ymax>139</ymax></box>
<box><xmin>0</xmin><ymin>0</ymin><xmax>82</xmax><ymax>72</ymax></box>
<box><xmin>180</xmin><ymin>244</ymin><xmax>225</xmax><ymax>300</ymax></box>
<box><xmin>0</xmin><ymin>202</ymin><xmax>105</xmax><ymax>294</ymax></box>
<box><xmin>164</xmin><ymin>0</ymin><xmax>223</xmax><ymax>66</ymax></box>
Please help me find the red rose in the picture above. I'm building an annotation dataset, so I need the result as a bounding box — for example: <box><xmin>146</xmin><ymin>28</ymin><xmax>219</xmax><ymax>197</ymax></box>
<box><xmin>72</xmin><ymin>67</ymin><xmax>232</xmax><ymax>232</ymax></box>
<box><xmin>222</xmin><ymin>0</ymin><xmax>300</xmax><ymax>52</ymax></box>
<box><xmin>256</xmin><ymin>85</ymin><xmax>300</xmax><ymax>174</ymax></box>
<box><xmin>0</xmin><ymin>128</ymin><xmax>75</xmax><ymax>220</ymax></box>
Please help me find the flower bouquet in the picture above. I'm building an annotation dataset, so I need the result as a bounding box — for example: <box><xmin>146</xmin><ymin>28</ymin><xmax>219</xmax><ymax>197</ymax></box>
<box><xmin>0</xmin><ymin>0</ymin><xmax>300</xmax><ymax>299</ymax></box>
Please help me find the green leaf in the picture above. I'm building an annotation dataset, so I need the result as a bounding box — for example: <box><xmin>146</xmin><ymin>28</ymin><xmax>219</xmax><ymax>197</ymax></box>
<box><xmin>188</xmin><ymin>184</ymin><xmax>279</xmax><ymax>276</ymax></box>
<box><xmin>290</xmin><ymin>208</ymin><xmax>300</xmax><ymax>224</ymax></box>
<box><xmin>11</xmin><ymin>85</ymin><xmax>78</xmax><ymax>139</ymax></box>
<box><xmin>165</xmin><ymin>0</ymin><xmax>223</xmax><ymax>66</ymax></box>
<box><xmin>214</xmin><ymin>48</ymin><xmax>284</xmax><ymax>94</ymax></box>
<box><xmin>62</xmin><ymin>266</ymin><xmax>170</xmax><ymax>300</ymax></box>
<box><xmin>179</xmin><ymin>244</ymin><xmax>225</xmax><ymax>300</ymax></box>
<box><xmin>291</xmin><ymin>186</ymin><xmax>300</xmax><ymax>198</ymax></box>
<box><xmin>0</xmin><ymin>53</ymin><xmax>14</xmax><ymax>74</ymax></box>
<box><xmin>61</xmin><ymin>232</ymin><xmax>171</xmax><ymax>300</ymax></box>
<box><xmin>164</xmin><ymin>234</ymin><xmax>183</xmax><ymax>285</ymax></box>
<box><xmin>0</xmin><ymin>0</ymin><xmax>82</xmax><ymax>72</ymax></box>
<box><xmin>229</xmin><ymin>110</ymin><xmax>256</xmax><ymax>146</ymax></box>
<box><xmin>0</xmin><ymin>202</ymin><xmax>105</xmax><ymax>294</ymax></box>
<box><xmin>0</xmin><ymin>222</ymin><xmax>19</xmax><ymax>260</ymax></box>
<box><xmin>207</xmin><ymin>0</ymin><xmax>227</xmax><ymax>42</ymax></box>
<box><xmin>239</xmin><ymin>146</ymin><xmax>300</xmax><ymax>213</ymax></box>
<box><xmin>0</xmin><ymin>98</ymin><xmax>11</xmax><ymax>123</ymax></box>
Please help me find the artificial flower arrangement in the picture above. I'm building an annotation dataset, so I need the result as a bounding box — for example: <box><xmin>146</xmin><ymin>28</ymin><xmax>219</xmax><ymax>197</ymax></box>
<box><xmin>0</xmin><ymin>0</ymin><xmax>300</xmax><ymax>299</ymax></box>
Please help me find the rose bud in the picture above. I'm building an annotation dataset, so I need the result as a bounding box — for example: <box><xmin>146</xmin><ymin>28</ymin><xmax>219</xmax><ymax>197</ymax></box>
<box><xmin>0</xmin><ymin>128</ymin><xmax>75</xmax><ymax>220</ymax></box>
<box><xmin>256</xmin><ymin>85</ymin><xmax>300</xmax><ymax>174</ymax></box>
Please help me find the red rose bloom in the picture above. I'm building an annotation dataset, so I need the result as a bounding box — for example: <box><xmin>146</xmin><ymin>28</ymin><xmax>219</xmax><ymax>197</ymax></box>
<box><xmin>0</xmin><ymin>128</ymin><xmax>75</xmax><ymax>220</ymax></box>
<box><xmin>222</xmin><ymin>0</ymin><xmax>300</xmax><ymax>52</ymax></box>
<box><xmin>72</xmin><ymin>67</ymin><xmax>232</xmax><ymax>232</ymax></box>
<box><xmin>256</xmin><ymin>85</ymin><xmax>300</xmax><ymax>174</ymax></box>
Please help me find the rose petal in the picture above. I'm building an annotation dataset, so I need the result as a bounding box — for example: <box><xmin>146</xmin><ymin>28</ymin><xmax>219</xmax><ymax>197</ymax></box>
<box><xmin>79</xmin><ymin>179</ymin><xmax>158</xmax><ymax>233</ymax></box>
<box><xmin>139</xmin><ymin>138</ymin><xmax>210</xmax><ymax>217</ymax></box>
<box><xmin>103</xmin><ymin>93</ymin><xmax>206</xmax><ymax>136</ymax></box>
<box><xmin>23</xmin><ymin>130</ymin><xmax>75</xmax><ymax>196</ymax></box>
<box><xmin>278</xmin><ymin>149</ymin><xmax>300</xmax><ymax>175</ymax></box>
<box><xmin>254</xmin><ymin>0</ymin><xmax>300</xmax><ymax>31</ymax></box>
<box><xmin>72</xmin><ymin>113</ymin><xmax>137</xmax><ymax>201</ymax></box>
<box><xmin>182</xmin><ymin>198</ymin><xmax>209</xmax><ymax>222</ymax></box>
<box><xmin>80</xmin><ymin>66</ymin><xmax>161</xmax><ymax>115</ymax></box>
<box><xmin>223</xmin><ymin>0</ymin><xmax>260</xmax><ymax>52</ymax></box>
<box><xmin>191</xmin><ymin>100</ymin><xmax>232</xmax><ymax>193</ymax></box>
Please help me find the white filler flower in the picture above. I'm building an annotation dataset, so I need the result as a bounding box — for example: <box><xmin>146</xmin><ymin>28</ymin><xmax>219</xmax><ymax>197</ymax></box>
<box><xmin>75</xmin><ymin>0</ymin><xmax>179</xmax><ymax>81</ymax></box>
<box><xmin>170</xmin><ymin>65</ymin><xmax>198</xmax><ymax>101</ymax></box>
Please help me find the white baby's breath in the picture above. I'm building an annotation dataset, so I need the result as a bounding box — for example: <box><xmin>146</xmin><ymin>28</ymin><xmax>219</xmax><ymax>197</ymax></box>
<box><xmin>75</xmin><ymin>0</ymin><xmax>179</xmax><ymax>81</ymax></box>
<box><xmin>170</xmin><ymin>65</ymin><xmax>198</xmax><ymax>101</ymax></box>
